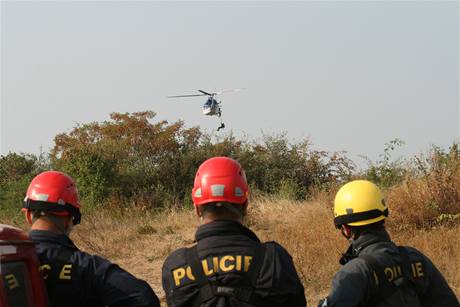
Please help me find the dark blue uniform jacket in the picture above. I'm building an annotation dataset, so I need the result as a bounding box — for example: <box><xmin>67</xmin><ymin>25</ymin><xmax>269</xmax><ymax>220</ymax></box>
<box><xmin>30</xmin><ymin>230</ymin><xmax>160</xmax><ymax>307</ymax></box>
<box><xmin>320</xmin><ymin>229</ymin><xmax>459</xmax><ymax>307</ymax></box>
<box><xmin>162</xmin><ymin>220</ymin><xmax>307</xmax><ymax>307</ymax></box>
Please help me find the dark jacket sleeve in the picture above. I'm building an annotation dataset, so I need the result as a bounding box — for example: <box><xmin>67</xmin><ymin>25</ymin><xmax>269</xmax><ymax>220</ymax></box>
<box><xmin>417</xmin><ymin>253</ymin><xmax>459</xmax><ymax>307</ymax></box>
<box><xmin>91</xmin><ymin>255</ymin><xmax>161</xmax><ymax>307</ymax></box>
<box><xmin>162</xmin><ymin>252</ymin><xmax>176</xmax><ymax>306</ymax></box>
<box><xmin>161</xmin><ymin>248</ymin><xmax>190</xmax><ymax>307</ymax></box>
<box><xmin>321</xmin><ymin>258</ymin><xmax>370</xmax><ymax>307</ymax></box>
<box><xmin>263</xmin><ymin>242</ymin><xmax>307</xmax><ymax>307</ymax></box>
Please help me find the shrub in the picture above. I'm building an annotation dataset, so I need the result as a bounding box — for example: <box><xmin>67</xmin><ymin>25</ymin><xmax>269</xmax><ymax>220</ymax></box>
<box><xmin>362</xmin><ymin>138</ymin><xmax>407</xmax><ymax>188</ymax></box>
<box><xmin>387</xmin><ymin>142</ymin><xmax>460</xmax><ymax>228</ymax></box>
<box><xmin>0</xmin><ymin>152</ymin><xmax>48</xmax><ymax>223</ymax></box>
<box><xmin>47</xmin><ymin>111</ymin><xmax>355</xmax><ymax>209</ymax></box>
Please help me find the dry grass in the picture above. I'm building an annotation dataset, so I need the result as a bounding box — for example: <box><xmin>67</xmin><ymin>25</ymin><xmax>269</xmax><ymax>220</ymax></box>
<box><xmin>3</xmin><ymin>141</ymin><xmax>460</xmax><ymax>305</ymax></box>
<box><xmin>3</xmin><ymin>178</ymin><xmax>458</xmax><ymax>305</ymax></box>
<box><xmin>60</xmin><ymin>198</ymin><xmax>459</xmax><ymax>306</ymax></box>
<box><xmin>385</xmin><ymin>154</ymin><xmax>460</xmax><ymax>228</ymax></box>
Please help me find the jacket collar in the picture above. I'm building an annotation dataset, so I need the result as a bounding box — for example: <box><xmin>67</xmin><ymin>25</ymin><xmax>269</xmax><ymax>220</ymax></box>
<box><xmin>195</xmin><ymin>220</ymin><xmax>260</xmax><ymax>243</ymax></box>
<box><xmin>340</xmin><ymin>228</ymin><xmax>391</xmax><ymax>265</ymax></box>
<box><xmin>29</xmin><ymin>230</ymin><xmax>78</xmax><ymax>250</ymax></box>
<box><xmin>351</xmin><ymin>228</ymin><xmax>391</xmax><ymax>252</ymax></box>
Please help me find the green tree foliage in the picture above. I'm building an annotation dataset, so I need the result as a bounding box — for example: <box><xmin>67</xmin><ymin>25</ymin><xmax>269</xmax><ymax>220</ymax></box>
<box><xmin>0</xmin><ymin>153</ymin><xmax>36</xmax><ymax>186</ymax></box>
<box><xmin>49</xmin><ymin>111</ymin><xmax>355</xmax><ymax>209</ymax></box>
<box><xmin>235</xmin><ymin>134</ymin><xmax>355</xmax><ymax>199</ymax></box>
<box><xmin>362</xmin><ymin>138</ymin><xmax>407</xmax><ymax>187</ymax></box>
<box><xmin>0</xmin><ymin>153</ymin><xmax>47</xmax><ymax>221</ymax></box>
<box><xmin>1</xmin><ymin>112</ymin><xmax>459</xmax><ymax>229</ymax></box>
<box><xmin>51</xmin><ymin>111</ymin><xmax>200</xmax><ymax>208</ymax></box>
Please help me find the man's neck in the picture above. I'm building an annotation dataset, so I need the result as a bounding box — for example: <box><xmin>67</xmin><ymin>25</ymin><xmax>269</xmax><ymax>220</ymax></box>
<box><xmin>201</xmin><ymin>216</ymin><xmax>243</xmax><ymax>225</ymax></box>
<box><xmin>30</xmin><ymin>219</ymin><xmax>67</xmax><ymax>235</ymax></box>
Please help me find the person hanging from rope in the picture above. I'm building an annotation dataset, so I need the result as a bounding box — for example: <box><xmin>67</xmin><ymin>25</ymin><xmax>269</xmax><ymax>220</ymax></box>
<box><xmin>217</xmin><ymin>122</ymin><xmax>225</xmax><ymax>131</ymax></box>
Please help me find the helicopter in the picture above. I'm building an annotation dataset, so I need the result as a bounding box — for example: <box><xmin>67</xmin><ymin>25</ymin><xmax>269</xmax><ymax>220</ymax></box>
<box><xmin>167</xmin><ymin>89</ymin><xmax>243</xmax><ymax>131</ymax></box>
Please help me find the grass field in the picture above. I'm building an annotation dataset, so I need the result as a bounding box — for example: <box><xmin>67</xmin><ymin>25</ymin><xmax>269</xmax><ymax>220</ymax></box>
<box><xmin>2</xmin><ymin>116</ymin><xmax>459</xmax><ymax>305</ymax></box>
<box><xmin>60</xmin><ymin>198</ymin><xmax>460</xmax><ymax>305</ymax></box>
<box><xmin>2</xmin><ymin>192</ymin><xmax>459</xmax><ymax>305</ymax></box>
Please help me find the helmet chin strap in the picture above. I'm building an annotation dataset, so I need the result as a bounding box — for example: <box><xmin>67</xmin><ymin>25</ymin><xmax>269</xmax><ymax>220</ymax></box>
<box><xmin>221</xmin><ymin>202</ymin><xmax>244</xmax><ymax>219</ymax></box>
<box><xmin>341</xmin><ymin>225</ymin><xmax>353</xmax><ymax>240</ymax></box>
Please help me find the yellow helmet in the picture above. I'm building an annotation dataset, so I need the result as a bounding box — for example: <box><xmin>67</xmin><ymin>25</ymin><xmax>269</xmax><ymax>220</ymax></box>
<box><xmin>333</xmin><ymin>180</ymin><xmax>388</xmax><ymax>228</ymax></box>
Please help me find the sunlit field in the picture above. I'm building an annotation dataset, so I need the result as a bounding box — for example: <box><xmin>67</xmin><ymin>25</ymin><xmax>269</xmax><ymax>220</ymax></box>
<box><xmin>9</xmin><ymin>197</ymin><xmax>454</xmax><ymax>306</ymax></box>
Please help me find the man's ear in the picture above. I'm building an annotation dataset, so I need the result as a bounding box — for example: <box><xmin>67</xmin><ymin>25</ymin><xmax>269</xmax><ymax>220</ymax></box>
<box><xmin>195</xmin><ymin>205</ymin><xmax>201</xmax><ymax>217</ymax></box>
<box><xmin>64</xmin><ymin>215</ymin><xmax>73</xmax><ymax>226</ymax></box>
<box><xmin>242</xmin><ymin>202</ymin><xmax>248</xmax><ymax>216</ymax></box>
<box><xmin>25</xmin><ymin>211</ymin><xmax>33</xmax><ymax>226</ymax></box>
<box><xmin>341</xmin><ymin>224</ymin><xmax>352</xmax><ymax>239</ymax></box>
<box><xmin>64</xmin><ymin>215</ymin><xmax>74</xmax><ymax>232</ymax></box>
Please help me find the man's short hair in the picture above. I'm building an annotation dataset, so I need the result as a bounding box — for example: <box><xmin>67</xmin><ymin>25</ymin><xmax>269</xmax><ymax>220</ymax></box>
<box><xmin>29</xmin><ymin>210</ymin><xmax>68</xmax><ymax>229</ymax></box>
<box><xmin>199</xmin><ymin>202</ymin><xmax>245</xmax><ymax>220</ymax></box>
<box><xmin>349</xmin><ymin>220</ymin><xmax>386</xmax><ymax>238</ymax></box>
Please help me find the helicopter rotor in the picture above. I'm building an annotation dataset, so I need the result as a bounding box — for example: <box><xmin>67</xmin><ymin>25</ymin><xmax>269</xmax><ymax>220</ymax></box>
<box><xmin>198</xmin><ymin>90</ymin><xmax>213</xmax><ymax>96</ymax></box>
<box><xmin>215</xmin><ymin>88</ymin><xmax>245</xmax><ymax>95</ymax></box>
<box><xmin>168</xmin><ymin>88</ymin><xmax>244</xmax><ymax>99</ymax></box>
<box><xmin>167</xmin><ymin>88</ymin><xmax>243</xmax><ymax>132</ymax></box>
<box><xmin>167</xmin><ymin>94</ymin><xmax>208</xmax><ymax>98</ymax></box>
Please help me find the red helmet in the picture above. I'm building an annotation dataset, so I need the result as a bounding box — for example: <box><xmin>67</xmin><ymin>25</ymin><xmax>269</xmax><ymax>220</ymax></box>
<box><xmin>192</xmin><ymin>157</ymin><xmax>249</xmax><ymax>206</ymax></box>
<box><xmin>23</xmin><ymin>171</ymin><xmax>82</xmax><ymax>225</ymax></box>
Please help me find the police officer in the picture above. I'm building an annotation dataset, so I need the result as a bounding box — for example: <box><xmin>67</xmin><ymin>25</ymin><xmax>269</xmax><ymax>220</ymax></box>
<box><xmin>22</xmin><ymin>170</ymin><xmax>161</xmax><ymax>307</ymax></box>
<box><xmin>318</xmin><ymin>180</ymin><xmax>459</xmax><ymax>307</ymax></box>
<box><xmin>162</xmin><ymin>157</ymin><xmax>307</xmax><ymax>307</ymax></box>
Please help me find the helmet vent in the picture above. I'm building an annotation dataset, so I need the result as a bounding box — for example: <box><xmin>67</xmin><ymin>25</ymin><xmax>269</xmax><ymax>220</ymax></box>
<box><xmin>34</xmin><ymin>193</ymin><xmax>49</xmax><ymax>201</ymax></box>
<box><xmin>234</xmin><ymin>187</ymin><xmax>244</xmax><ymax>197</ymax></box>
<box><xmin>194</xmin><ymin>188</ymin><xmax>202</xmax><ymax>197</ymax></box>
<box><xmin>211</xmin><ymin>185</ymin><xmax>225</xmax><ymax>196</ymax></box>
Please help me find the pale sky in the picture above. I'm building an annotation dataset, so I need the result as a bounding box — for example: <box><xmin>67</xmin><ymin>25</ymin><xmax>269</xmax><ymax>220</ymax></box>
<box><xmin>1</xmin><ymin>1</ymin><xmax>459</xmax><ymax>165</ymax></box>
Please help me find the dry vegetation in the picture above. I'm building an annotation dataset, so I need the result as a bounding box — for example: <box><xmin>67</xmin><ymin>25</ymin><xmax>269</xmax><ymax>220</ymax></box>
<box><xmin>60</xmin><ymin>196</ymin><xmax>459</xmax><ymax>306</ymax></box>
<box><xmin>1</xmin><ymin>113</ymin><xmax>459</xmax><ymax>305</ymax></box>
